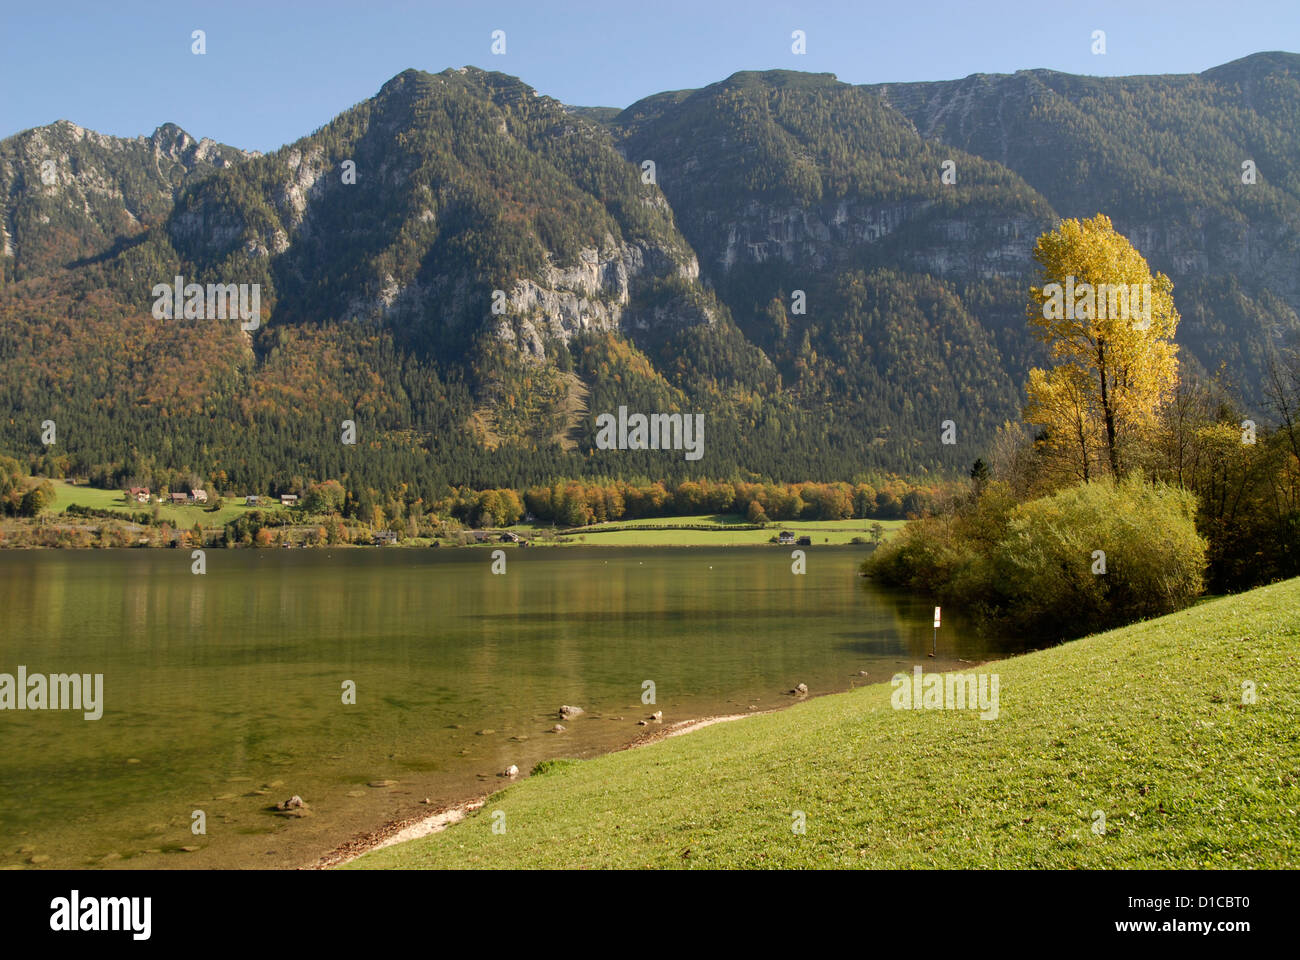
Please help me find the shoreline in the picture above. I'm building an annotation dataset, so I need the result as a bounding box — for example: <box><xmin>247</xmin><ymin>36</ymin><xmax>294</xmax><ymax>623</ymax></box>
<box><xmin>313</xmin><ymin>711</ymin><xmax>766</xmax><ymax>869</ymax></box>
<box><xmin>0</xmin><ymin>538</ymin><xmax>880</xmax><ymax>551</ymax></box>
<box><xmin>3</xmin><ymin>483</ymin><xmax>896</xmax><ymax>550</ymax></box>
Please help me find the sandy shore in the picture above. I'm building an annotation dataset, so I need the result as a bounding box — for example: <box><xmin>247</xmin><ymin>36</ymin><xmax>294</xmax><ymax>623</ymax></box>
<box><xmin>314</xmin><ymin>711</ymin><xmax>762</xmax><ymax>868</ymax></box>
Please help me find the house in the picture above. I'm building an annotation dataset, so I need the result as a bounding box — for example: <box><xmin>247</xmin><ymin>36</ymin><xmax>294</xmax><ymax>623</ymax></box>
<box><xmin>500</xmin><ymin>531</ymin><xmax>522</xmax><ymax>543</ymax></box>
<box><xmin>778</xmin><ymin>530</ymin><xmax>796</xmax><ymax>545</ymax></box>
<box><xmin>280</xmin><ymin>494</ymin><xmax>299</xmax><ymax>507</ymax></box>
<box><xmin>372</xmin><ymin>530</ymin><xmax>398</xmax><ymax>545</ymax></box>
<box><xmin>170</xmin><ymin>492</ymin><xmax>189</xmax><ymax>504</ymax></box>
<box><xmin>245</xmin><ymin>495</ymin><xmax>261</xmax><ymax>506</ymax></box>
<box><xmin>796</xmin><ymin>535</ymin><xmax>812</xmax><ymax>546</ymax></box>
<box><xmin>191</xmin><ymin>489</ymin><xmax>208</xmax><ymax>503</ymax></box>
<box><xmin>129</xmin><ymin>487</ymin><xmax>150</xmax><ymax>504</ymax></box>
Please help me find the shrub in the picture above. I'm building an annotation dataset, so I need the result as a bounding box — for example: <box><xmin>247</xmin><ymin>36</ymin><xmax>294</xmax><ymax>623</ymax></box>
<box><xmin>863</xmin><ymin>477</ymin><xmax>1206</xmax><ymax>638</ymax></box>
<box><xmin>994</xmin><ymin>475</ymin><xmax>1205</xmax><ymax>635</ymax></box>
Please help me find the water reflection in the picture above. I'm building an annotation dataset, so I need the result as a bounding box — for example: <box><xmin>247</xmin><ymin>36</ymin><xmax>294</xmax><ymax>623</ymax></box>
<box><xmin>0</xmin><ymin>546</ymin><xmax>1021</xmax><ymax>868</ymax></box>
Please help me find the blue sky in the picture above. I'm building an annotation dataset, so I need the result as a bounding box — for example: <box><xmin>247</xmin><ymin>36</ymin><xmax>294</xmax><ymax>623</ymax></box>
<box><xmin>2</xmin><ymin>0</ymin><xmax>1297</xmax><ymax>152</ymax></box>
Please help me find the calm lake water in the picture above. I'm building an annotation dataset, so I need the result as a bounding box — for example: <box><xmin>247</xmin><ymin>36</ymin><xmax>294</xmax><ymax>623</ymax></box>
<box><xmin>0</xmin><ymin>546</ymin><xmax>1029</xmax><ymax>869</ymax></box>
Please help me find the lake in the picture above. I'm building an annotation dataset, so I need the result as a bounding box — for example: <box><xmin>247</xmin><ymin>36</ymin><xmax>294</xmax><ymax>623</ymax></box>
<box><xmin>0</xmin><ymin>545</ymin><xmax>1030</xmax><ymax>868</ymax></box>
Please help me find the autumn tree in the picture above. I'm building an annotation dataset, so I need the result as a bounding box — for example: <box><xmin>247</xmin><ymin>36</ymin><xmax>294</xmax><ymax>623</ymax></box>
<box><xmin>1025</xmin><ymin>214</ymin><xmax>1179</xmax><ymax>478</ymax></box>
<box><xmin>0</xmin><ymin>455</ymin><xmax>25</xmax><ymax>515</ymax></box>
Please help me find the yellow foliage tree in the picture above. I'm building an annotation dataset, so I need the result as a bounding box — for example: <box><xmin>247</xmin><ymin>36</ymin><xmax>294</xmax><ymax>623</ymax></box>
<box><xmin>1025</xmin><ymin>214</ymin><xmax>1179</xmax><ymax>477</ymax></box>
<box><xmin>1023</xmin><ymin>364</ymin><xmax>1101</xmax><ymax>484</ymax></box>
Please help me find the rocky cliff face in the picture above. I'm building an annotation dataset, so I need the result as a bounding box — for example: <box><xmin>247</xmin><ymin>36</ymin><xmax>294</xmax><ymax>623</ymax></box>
<box><xmin>697</xmin><ymin>197</ymin><xmax>1047</xmax><ymax>281</ymax></box>
<box><xmin>490</xmin><ymin>238</ymin><xmax>704</xmax><ymax>358</ymax></box>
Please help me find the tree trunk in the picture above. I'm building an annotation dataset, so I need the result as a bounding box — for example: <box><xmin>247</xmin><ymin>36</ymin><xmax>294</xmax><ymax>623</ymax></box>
<box><xmin>1097</xmin><ymin>339</ymin><xmax>1120</xmax><ymax>475</ymax></box>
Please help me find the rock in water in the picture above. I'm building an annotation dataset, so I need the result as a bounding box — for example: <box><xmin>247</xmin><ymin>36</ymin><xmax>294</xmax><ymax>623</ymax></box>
<box><xmin>559</xmin><ymin>705</ymin><xmax>584</xmax><ymax>719</ymax></box>
<box><xmin>793</xmin><ymin>683</ymin><xmax>809</xmax><ymax>696</ymax></box>
<box><xmin>274</xmin><ymin>795</ymin><xmax>311</xmax><ymax>817</ymax></box>
<box><xmin>551</xmin><ymin>724</ymin><xmax>566</xmax><ymax>733</ymax></box>
<box><xmin>502</xmin><ymin>765</ymin><xmax>519</xmax><ymax>778</ymax></box>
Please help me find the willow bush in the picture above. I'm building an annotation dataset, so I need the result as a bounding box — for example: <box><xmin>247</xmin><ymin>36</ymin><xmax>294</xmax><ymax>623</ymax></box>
<box><xmin>864</xmin><ymin>475</ymin><xmax>1206</xmax><ymax>637</ymax></box>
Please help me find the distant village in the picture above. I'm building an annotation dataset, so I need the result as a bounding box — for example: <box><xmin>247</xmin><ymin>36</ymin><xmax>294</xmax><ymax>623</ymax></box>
<box><xmin>127</xmin><ymin>486</ymin><xmax>297</xmax><ymax>508</ymax></box>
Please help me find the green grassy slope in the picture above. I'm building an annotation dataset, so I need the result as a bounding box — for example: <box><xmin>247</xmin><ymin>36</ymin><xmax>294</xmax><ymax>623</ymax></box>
<box><xmin>352</xmin><ymin>578</ymin><xmax>1300</xmax><ymax>869</ymax></box>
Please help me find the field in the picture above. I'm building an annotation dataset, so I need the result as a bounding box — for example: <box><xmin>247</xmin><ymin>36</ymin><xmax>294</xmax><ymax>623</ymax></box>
<box><xmin>41</xmin><ymin>491</ymin><xmax>899</xmax><ymax>546</ymax></box>
<box><xmin>49</xmin><ymin>481</ymin><xmax>284</xmax><ymax>528</ymax></box>
<box><xmin>350</xmin><ymin>577</ymin><xmax>1300</xmax><ymax>869</ymax></box>
<box><xmin>520</xmin><ymin>514</ymin><xmax>906</xmax><ymax>546</ymax></box>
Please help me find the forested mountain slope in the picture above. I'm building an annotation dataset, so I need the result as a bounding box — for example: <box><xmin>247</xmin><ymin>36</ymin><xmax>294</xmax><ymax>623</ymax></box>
<box><xmin>1</xmin><ymin>55</ymin><xmax>1296</xmax><ymax>495</ymax></box>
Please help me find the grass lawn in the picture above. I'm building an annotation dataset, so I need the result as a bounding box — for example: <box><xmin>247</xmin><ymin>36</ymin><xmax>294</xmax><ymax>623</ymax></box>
<box><xmin>50</xmin><ymin>481</ymin><xmax>284</xmax><ymax>527</ymax></box>
<box><xmin>351</xmin><ymin>577</ymin><xmax>1300</xmax><ymax>869</ymax></box>
<box><xmin>519</xmin><ymin>514</ymin><xmax>905</xmax><ymax>546</ymax></box>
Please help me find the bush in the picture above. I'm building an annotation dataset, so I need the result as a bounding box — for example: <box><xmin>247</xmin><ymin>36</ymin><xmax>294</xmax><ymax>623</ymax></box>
<box><xmin>864</xmin><ymin>477</ymin><xmax>1206</xmax><ymax>638</ymax></box>
<box><xmin>994</xmin><ymin>475</ymin><xmax>1205</xmax><ymax>635</ymax></box>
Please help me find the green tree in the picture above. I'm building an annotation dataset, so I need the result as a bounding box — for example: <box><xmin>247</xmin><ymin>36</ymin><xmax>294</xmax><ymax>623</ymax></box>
<box><xmin>19</xmin><ymin>480</ymin><xmax>54</xmax><ymax>517</ymax></box>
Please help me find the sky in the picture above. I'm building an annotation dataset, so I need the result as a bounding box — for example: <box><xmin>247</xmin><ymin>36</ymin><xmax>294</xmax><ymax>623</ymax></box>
<box><xmin>2</xmin><ymin>0</ymin><xmax>1298</xmax><ymax>153</ymax></box>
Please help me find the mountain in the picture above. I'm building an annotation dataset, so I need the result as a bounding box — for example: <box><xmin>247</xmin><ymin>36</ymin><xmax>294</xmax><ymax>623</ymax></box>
<box><xmin>0</xmin><ymin>120</ymin><xmax>251</xmax><ymax>280</ymax></box>
<box><xmin>1</xmin><ymin>55</ymin><xmax>1298</xmax><ymax>499</ymax></box>
<box><xmin>869</xmin><ymin>52</ymin><xmax>1300</xmax><ymax>392</ymax></box>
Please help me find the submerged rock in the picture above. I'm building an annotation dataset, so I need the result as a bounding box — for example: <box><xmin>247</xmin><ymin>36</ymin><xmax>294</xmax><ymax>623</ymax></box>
<box><xmin>274</xmin><ymin>795</ymin><xmax>310</xmax><ymax>817</ymax></box>
<box><xmin>559</xmin><ymin>705</ymin><xmax>584</xmax><ymax>719</ymax></box>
